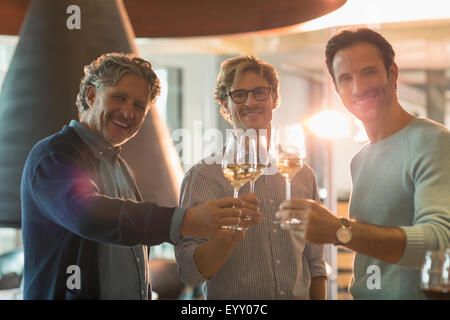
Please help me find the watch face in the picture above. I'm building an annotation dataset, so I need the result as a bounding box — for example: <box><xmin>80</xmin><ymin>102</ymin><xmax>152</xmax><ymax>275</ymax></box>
<box><xmin>337</xmin><ymin>227</ymin><xmax>352</xmax><ymax>244</ymax></box>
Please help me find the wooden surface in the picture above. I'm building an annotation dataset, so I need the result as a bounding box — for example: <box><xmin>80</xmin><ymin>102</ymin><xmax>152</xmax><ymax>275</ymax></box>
<box><xmin>337</xmin><ymin>201</ymin><xmax>354</xmax><ymax>299</ymax></box>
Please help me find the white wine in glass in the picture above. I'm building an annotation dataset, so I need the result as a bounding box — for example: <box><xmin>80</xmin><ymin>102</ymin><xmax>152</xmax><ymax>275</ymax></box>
<box><xmin>271</xmin><ymin>124</ymin><xmax>306</xmax><ymax>228</ymax></box>
<box><xmin>222</xmin><ymin>163</ymin><xmax>256</xmax><ymax>195</ymax></box>
<box><xmin>277</xmin><ymin>157</ymin><xmax>304</xmax><ymax>179</ymax></box>
<box><xmin>221</xmin><ymin>134</ymin><xmax>257</xmax><ymax>230</ymax></box>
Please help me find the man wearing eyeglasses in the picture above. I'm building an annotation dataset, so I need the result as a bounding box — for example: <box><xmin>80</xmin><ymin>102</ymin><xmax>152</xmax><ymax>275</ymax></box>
<box><xmin>175</xmin><ymin>55</ymin><xmax>327</xmax><ymax>299</ymax></box>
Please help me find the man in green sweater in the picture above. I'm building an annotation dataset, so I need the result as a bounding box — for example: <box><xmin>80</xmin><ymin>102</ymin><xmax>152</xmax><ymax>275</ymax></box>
<box><xmin>277</xmin><ymin>28</ymin><xmax>450</xmax><ymax>299</ymax></box>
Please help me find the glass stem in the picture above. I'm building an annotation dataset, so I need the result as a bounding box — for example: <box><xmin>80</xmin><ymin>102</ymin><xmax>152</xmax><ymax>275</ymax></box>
<box><xmin>234</xmin><ymin>188</ymin><xmax>239</xmax><ymax>199</ymax></box>
<box><xmin>285</xmin><ymin>177</ymin><xmax>291</xmax><ymax>200</ymax></box>
<box><xmin>233</xmin><ymin>188</ymin><xmax>242</xmax><ymax>230</ymax></box>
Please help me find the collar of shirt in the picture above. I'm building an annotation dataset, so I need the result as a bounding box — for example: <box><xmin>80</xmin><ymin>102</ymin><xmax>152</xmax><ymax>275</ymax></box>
<box><xmin>69</xmin><ymin>120</ymin><xmax>121</xmax><ymax>164</ymax></box>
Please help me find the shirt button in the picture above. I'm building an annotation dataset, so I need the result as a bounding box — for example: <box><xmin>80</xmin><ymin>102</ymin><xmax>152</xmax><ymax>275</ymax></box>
<box><xmin>141</xmin><ymin>289</ymin><xmax>145</xmax><ymax>296</ymax></box>
<box><xmin>136</xmin><ymin>257</ymin><xmax>140</xmax><ymax>263</ymax></box>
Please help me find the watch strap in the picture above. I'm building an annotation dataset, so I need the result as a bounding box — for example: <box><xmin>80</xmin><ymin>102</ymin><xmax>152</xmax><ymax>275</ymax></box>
<box><xmin>340</xmin><ymin>218</ymin><xmax>350</xmax><ymax>228</ymax></box>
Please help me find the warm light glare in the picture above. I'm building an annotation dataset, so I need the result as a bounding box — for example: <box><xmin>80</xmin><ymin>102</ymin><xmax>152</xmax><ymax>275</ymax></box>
<box><xmin>285</xmin><ymin>124</ymin><xmax>306</xmax><ymax>158</ymax></box>
<box><xmin>272</xmin><ymin>124</ymin><xmax>307</xmax><ymax>159</ymax></box>
<box><xmin>307</xmin><ymin>111</ymin><xmax>351</xmax><ymax>139</ymax></box>
<box><xmin>353</xmin><ymin>119</ymin><xmax>369</xmax><ymax>142</ymax></box>
<box><xmin>325</xmin><ymin>262</ymin><xmax>333</xmax><ymax>277</ymax></box>
<box><xmin>295</xmin><ymin>0</ymin><xmax>450</xmax><ymax>32</ymax></box>
<box><xmin>286</xmin><ymin>124</ymin><xmax>305</xmax><ymax>145</ymax></box>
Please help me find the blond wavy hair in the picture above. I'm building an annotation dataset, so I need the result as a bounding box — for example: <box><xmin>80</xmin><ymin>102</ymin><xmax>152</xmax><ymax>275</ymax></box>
<box><xmin>214</xmin><ymin>55</ymin><xmax>280</xmax><ymax>123</ymax></box>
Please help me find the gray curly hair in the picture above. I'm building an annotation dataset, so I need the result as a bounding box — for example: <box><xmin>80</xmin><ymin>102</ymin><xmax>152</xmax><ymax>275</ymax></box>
<box><xmin>76</xmin><ymin>52</ymin><xmax>161</xmax><ymax>117</ymax></box>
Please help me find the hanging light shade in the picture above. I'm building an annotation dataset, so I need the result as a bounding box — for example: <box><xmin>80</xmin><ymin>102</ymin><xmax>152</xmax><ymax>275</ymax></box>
<box><xmin>122</xmin><ymin>0</ymin><xmax>347</xmax><ymax>37</ymax></box>
<box><xmin>0</xmin><ymin>0</ymin><xmax>347</xmax><ymax>37</ymax></box>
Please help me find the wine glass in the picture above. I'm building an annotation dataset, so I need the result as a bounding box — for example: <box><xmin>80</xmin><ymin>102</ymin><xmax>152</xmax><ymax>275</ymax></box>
<box><xmin>420</xmin><ymin>249</ymin><xmax>450</xmax><ymax>300</ymax></box>
<box><xmin>271</xmin><ymin>124</ymin><xmax>306</xmax><ymax>228</ymax></box>
<box><xmin>249</xmin><ymin>135</ymin><xmax>269</xmax><ymax>193</ymax></box>
<box><xmin>221</xmin><ymin>133</ymin><xmax>257</xmax><ymax>230</ymax></box>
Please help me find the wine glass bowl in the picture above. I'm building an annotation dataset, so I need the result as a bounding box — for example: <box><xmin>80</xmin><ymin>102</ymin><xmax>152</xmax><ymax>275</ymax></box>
<box><xmin>271</xmin><ymin>124</ymin><xmax>306</xmax><ymax>228</ymax></box>
<box><xmin>222</xmin><ymin>163</ymin><xmax>255</xmax><ymax>192</ymax></box>
<box><xmin>221</xmin><ymin>133</ymin><xmax>257</xmax><ymax>230</ymax></box>
<box><xmin>420</xmin><ymin>249</ymin><xmax>450</xmax><ymax>300</ymax></box>
<box><xmin>277</xmin><ymin>157</ymin><xmax>304</xmax><ymax>180</ymax></box>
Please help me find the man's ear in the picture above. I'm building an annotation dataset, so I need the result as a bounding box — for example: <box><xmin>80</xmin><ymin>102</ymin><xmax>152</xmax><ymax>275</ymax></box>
<box><xmin>330</xmin><ymin>74</ymin><xmax>338</xmax><ymax>92</ymax></box>
<box><xmin>221</xmin><ymin>101</ymin><xmax>231</xmax><ymax>116</ymax></box>
<box><xmin>85</xmin><ymin>85</ymin><xmax>96</xmax><ymax>109</ymax></box>
<box><xmin>271</xmin><ymin>92</ymin><xmax>277</xmax><ymax>109</ymax></box>
<box><xmin>220</xmin><ymin>101</ymin><xmax>233</xmax><ymax>123</ymax></box>
<box><xmin>389</xmin><ymin>63</ymin><xmax>399</xmax><ymax>89</ymax></box>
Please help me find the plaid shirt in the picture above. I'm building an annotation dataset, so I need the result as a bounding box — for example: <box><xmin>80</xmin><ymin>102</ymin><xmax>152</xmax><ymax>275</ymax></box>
<box><xmin>175</xmin><ymin>156</ymin><xmax>327</xmax><ymax>299</ymax></box>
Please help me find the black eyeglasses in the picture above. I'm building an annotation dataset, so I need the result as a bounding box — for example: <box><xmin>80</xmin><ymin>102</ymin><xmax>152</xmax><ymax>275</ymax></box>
<box><xmin>228</xmin><ymin>87</ymin><xmax>271</xmax><ymax>104</ymax></box>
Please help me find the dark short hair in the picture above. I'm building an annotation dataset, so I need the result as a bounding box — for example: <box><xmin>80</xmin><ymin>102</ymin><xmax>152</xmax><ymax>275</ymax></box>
<box><xmin>76</xmin><ymin>53</ymin><xmax>160</xmax><ymax>117</ymax></box>
<box><xmin>325</xmin><ymin>28</ymin><xmax>395</xmax><ymax>82</ymax></box>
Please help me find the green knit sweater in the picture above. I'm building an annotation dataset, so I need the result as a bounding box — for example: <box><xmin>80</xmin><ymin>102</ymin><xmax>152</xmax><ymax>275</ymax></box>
<box><xmin>348</xmin><ymin>117</ymin><xmax>450</xmax><ymax>299</ymax></box>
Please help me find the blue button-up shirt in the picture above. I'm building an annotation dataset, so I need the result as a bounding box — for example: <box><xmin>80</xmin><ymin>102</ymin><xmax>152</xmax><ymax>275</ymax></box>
<box><xmin>69</xmin><ymin>120</ymin><xmax>149</xmax><ymax>299</ymax></box>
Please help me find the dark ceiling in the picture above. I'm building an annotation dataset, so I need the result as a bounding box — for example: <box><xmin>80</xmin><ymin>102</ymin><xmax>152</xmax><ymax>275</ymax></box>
<box><xmin>0</xmin><ymin>0</ymin><xmax>346</xmax><ymax>37</ymax></box>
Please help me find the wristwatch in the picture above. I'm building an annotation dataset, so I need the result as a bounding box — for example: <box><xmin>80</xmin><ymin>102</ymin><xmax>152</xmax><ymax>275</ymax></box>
<box><xmin>336</xmin><ymin>218</ymin><xmax>352</xmax><ymax>245</ymax></box>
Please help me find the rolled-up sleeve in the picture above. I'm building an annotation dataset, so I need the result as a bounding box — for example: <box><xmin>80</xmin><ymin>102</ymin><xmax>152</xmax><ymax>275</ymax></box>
<box><xmin>169</xmin><ymin>207</ymin><xmax>188</xmax><ymax>245</ymax></box>
<box><xmin>398</xmin><ymin>208</ymin><xmax>450</xmax><ymax>269</ymax></box>
<box><xmin>397</xmin><ymin>129</ymin><xmax>450</xmax><ymax>269</ymax></box>
<box><xmin>175</xmin><ymin>236</ymin><xmax>208</xmax><ymax>286</ymax></box>
<box><xmin>305</xmin><ymin>169</ymin><xmax>327</xmax><ymax>278</ymax></box>
<box><xmin>174</xmin><ymin>166</ymin><xmax>218</xmax><ymax>286</ymax></box>
<box><xmin>304</xmin><ymin>242</ymin><xmax>327</xmax><ymax>278</ymax></box>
